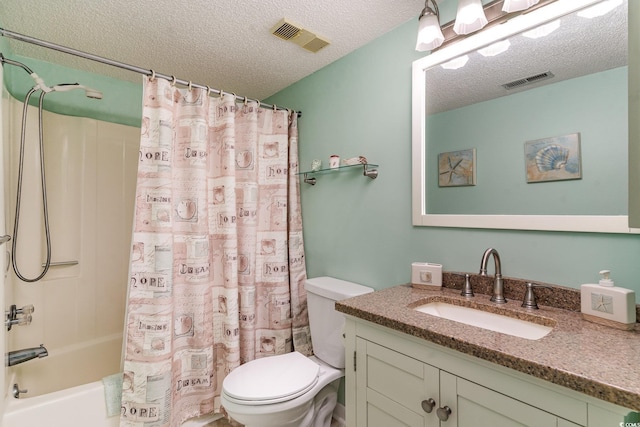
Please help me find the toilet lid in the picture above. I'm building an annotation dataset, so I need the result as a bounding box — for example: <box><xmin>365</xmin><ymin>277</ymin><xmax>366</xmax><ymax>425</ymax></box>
<box><xmin>223</xmin><ymin>351</ymin><xmax>320</xmax><ymax>404</ymax></box>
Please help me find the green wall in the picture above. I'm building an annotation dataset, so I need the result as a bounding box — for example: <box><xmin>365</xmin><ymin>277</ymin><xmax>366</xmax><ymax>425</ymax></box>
<box><xmin>266</xmin><ymin>17</ymin><xmax>640</xmax><ymax>297</ymax></box>
<box><xmin>2</xmin><ymin>54</ymin><xmax>141</xmax><ymax>127</ymax></box>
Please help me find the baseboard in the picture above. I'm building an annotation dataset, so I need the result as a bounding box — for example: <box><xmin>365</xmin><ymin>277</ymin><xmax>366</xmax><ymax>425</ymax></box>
<box><xmin>332</xmin><ymin>403</ymin><xmax>346</xmax><ymax>427</ymax></box>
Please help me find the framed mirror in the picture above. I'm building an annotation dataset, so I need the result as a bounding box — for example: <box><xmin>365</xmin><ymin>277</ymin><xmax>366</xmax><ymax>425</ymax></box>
<box><xmin>411</xmin><ymin>0</ymin><xmax>635</xmax><ymax>232</ymax></box>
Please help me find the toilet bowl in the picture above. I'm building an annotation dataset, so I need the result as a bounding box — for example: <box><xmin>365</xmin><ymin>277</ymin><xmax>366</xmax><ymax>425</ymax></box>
<box><xmin>221</xmin><ymin>277</ymin><xmax>373</xmax><ymax>427</ymax></box>
<box><xmin>221</xmin><ymin>353</ymin><xmax>342</xmax><ymax>427</ymax></box>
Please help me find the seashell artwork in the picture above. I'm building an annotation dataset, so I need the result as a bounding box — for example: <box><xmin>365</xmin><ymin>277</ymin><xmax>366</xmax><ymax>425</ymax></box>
<box><xmin>535</xmin><ymin>144</ymin><xmax>569</xmax><ymax>172</ymax></box>
<box><xmin>525</xmin><ymin>133</ymin><xmax>581</xmax><ymax>183</ymax></box>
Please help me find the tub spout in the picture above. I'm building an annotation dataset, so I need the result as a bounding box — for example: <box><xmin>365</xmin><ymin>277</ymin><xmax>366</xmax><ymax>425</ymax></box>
<box><xmin>5</xmin><ymin>344</ymin><xmax>48</xmax><ymax>366</ymax></box>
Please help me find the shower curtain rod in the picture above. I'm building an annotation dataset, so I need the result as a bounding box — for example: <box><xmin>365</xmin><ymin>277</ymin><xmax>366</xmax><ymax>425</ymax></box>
<box><xmin>0</xmin><ymin>27</ymin><xmax>301</xmax><ymax>117</ymax></box>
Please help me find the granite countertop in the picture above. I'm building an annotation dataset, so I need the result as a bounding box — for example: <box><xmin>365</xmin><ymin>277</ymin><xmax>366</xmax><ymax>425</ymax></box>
<box><xmin>335</xmin><ymin>277</ymin><xmax>640</xmax><ymax>411</ymax></box>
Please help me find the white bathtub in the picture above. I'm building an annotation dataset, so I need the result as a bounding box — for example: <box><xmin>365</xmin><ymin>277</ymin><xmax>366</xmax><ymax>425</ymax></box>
<box><xmin>1</xmin><ymin>375</ymin><xmax>225</xmax><ymax>427</ymax></box>
<box><xmin>2</xmin><ymin>333</ymin><xmax>123</xmax><ymax>426</ymax></box>
<box><xmin>1</xmin><ymin>331</ymin><xmax>224</xmax><ymax>426</ymax></box>
<box><xmin>9</xmin><ymin>333</ymin><xmax>123</xmax><ymax>397</ymax></box>
<box><xmin>2</xmin><ymin>380</ymin><xmax>119</xmax><ymax>427</ymax></box>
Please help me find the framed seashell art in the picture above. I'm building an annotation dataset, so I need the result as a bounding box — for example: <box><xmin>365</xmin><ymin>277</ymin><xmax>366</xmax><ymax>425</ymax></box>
<box><xmin>524</xmin><ymin>133</ymin><xmax>582</xmax><ymax>183</ymax></box>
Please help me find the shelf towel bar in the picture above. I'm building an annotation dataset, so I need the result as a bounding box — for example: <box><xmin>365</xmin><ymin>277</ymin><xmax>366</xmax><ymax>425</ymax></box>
<box><xmin>41</xmin><ymin>260</ymin><xmax>79</xmax><ymax>267</ymax></box>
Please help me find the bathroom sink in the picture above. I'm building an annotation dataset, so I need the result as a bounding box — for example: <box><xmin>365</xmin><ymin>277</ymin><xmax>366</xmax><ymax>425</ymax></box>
<box><xmin>413</xmin><ymin>301</ymin><xmax>553</xmax><ymax>340</ymax></box>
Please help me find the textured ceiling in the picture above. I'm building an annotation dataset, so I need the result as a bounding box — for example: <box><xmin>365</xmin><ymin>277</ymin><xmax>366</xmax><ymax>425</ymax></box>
<box><xmin>0</xmin><ymin>0</ymin><xmax>427</xmax><ymax>100</ymax></box>
<box><xmin>426</xmin><ymin>0</ymin><xmax>627</xmax><ymax>114</ymax></box>
<box><xmin>0</xmin><ymin>1</ymin><xmax>626</xmax><ymax>109</ymax></box>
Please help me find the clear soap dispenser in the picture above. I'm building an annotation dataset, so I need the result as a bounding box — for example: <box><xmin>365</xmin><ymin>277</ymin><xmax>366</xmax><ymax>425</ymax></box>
<box><xmin>580</xmin><ymin>270</ymin><xmax>636</xmax><ymax>330</ymax></box>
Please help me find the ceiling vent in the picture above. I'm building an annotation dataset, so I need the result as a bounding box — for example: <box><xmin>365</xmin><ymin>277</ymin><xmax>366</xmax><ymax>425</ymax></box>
<box><xmin>502</xmin><ymin>71</ymin><xmax>555</xmax><ymax>90</ymax></box>
<box><xmin>271</xmin><ymin>18</ymin><xmax>330</xmax><ymax>53</ymax></box>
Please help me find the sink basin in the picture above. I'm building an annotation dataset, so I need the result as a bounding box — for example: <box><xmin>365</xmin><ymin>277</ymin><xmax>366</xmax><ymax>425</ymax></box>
<box><xmin>413</xmin><ymin>301</ymin><xmax>553</xmax><ymax>340</ymax></box>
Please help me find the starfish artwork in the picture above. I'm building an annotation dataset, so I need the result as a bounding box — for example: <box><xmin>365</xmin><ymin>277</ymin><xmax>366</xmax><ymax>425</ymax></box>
<box><xmin>437</xmin><ymin>148</ymin><xmax>476</xmax><ymax>187</ymax></box>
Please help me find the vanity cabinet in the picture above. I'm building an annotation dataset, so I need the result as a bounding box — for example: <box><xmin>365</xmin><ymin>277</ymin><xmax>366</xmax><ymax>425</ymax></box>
<box><xmin>345</xmin><ymin>317</ymin><xmax>631</xmax><ymax>427</ymax></box>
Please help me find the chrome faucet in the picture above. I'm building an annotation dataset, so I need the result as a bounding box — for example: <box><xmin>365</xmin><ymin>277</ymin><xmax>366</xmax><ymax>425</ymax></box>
<box><xmin>5</xmin><ymin>344</ymin><xmax>48</xmax><ymax>366</ymax></box>
<box><xmin>479</xmin><ymin>248</ymin><xmax>506</xmax><ymax>303</ymax></box>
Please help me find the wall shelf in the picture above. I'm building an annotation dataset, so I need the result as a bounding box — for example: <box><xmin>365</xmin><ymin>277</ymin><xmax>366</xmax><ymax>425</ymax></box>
<box><xmin>298</xmin><ymin>163</ymin><xmax>378</xmax><ymax>185</ymax></box>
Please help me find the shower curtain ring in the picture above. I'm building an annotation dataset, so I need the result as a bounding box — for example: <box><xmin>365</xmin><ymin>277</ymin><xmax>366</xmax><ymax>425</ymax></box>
<box><xmin>273</xmin><ymin>104</ymin><xmax>277</xmax><ymax>111</ymax></box>
<box><xmin>206</xmin><ymin>86</ymin><xmax>211</xmax><ymax>96</ymax></box>
<box><xmin>170</xmin><ymin>75</ymin><xmax>176</xmax><ymax>86</ymax></box>
<box><xmin>187</xmin><ymin>81</ymin><xmax>193</xmax><ymax>91</ymax></box>
<box><xmin>149</xmin><ymin>70</ymin><xmax>156</xmax><ymax>81</ymax></box>
<box><xmin>230</xmin><ymin>92</ymin><xmax>237</xmax><ymax>101</ymax></box>
<box><xmin>243</xmin><ymin>97</ymin><xmax>248</xmax><ymax>106</ymax></box>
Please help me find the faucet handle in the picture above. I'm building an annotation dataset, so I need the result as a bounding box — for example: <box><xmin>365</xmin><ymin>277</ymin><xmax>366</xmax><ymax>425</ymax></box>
<box><xmin>16</xmin><ymin>305</ymin><xmax>34</xmax><ymax>315</ymax></box>
<box><xmin>521</xmin><ymin>283</ymin><xmax>551</xmax><ymax>309</ymax></box>
<box><xmin>460</xmin><ymin>274</ymin><xmax>474</xmax><ymax>297</ymax></box>
<box><xmin>5</xmin><ymin>304</ymin><xmax>35</xmax><ymax>331</ymax></box>
<box><xmin>12</xmin><ymin>383</ymin><xmax>27</xmax><ymax>398</ymax></box>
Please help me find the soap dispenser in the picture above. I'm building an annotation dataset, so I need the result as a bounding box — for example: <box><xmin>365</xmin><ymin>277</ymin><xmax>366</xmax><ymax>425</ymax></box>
<box><xmin>580</xmin><ymin>270</ymin><xmax>636</xmax><ymax>330</ymax></box>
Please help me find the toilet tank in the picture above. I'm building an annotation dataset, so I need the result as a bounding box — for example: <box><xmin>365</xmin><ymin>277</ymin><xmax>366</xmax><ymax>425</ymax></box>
<box><xmin>305</xmin><ymin>276</ymin><xmax>373</xmax><ymax>369</ymax></box>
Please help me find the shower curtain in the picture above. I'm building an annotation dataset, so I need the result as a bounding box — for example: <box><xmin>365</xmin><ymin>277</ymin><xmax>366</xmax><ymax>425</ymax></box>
<box><xmin>120</xmin><ymin>76</ymin><xmax>311</xmax><ymax>426</ymax></box>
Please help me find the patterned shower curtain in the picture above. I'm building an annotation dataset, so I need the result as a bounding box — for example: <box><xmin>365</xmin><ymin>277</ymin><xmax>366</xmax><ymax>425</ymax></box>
<box><xmin>120</xmin><ymin>77</ymin><xmax>311</xmax><ymax>426</ymax></box>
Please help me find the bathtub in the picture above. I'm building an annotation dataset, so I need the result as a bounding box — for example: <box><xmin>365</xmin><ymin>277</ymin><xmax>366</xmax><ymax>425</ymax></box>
<box><xmin>1</xmin><ymin>331</ymin><xmax>224</xmax><ymax>426</ymax></box>
<box><xmin>9</xmin><ymin>333</ymin><xmax>123</xmax><ymax>397</ymax></box>
<box><xmin>2</xmin><ymin>333</ymin><xmax>123</xmax><ymax>426</ymax></box>
<box><xmin>2</xmin><ymin>375</ymin><xmax>225</xmax><ymax>427</ymax></box>
<box><xmin>3</xmin><ymin>380</ymin><xmax>119</xmax><ymax>427</ymax></box>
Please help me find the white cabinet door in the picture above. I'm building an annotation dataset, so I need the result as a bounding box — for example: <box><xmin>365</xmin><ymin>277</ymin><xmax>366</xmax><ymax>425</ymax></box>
<box><xmin>365</xmin><ymin>389</ymin><xmax>425</xmax><ymax>427</ymax></box>
<box><xmin>356</xmin><ymin>338</ymin><xmax>440</xmax><ymax>427</ymax></box>
<box><xmin>447</xmin><ymin>372</ymin><xmax>559</xmax><ymax>427</ymax></box>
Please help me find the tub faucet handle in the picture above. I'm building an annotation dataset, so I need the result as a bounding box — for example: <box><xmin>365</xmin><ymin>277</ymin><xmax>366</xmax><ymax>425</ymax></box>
<box><xmin>4</xmin><ymin>304</ymin><xmax>35</xmax><ymax>331</ymax></box>
<box><xmin>5</xmin><ymin>304</ymin><xmax>35</xmax><ymax>331</ymax></box>
<box><xmin>18</xmin><ymin>304</ymin><xmax>34</xmax><ymax>315</ymax></box>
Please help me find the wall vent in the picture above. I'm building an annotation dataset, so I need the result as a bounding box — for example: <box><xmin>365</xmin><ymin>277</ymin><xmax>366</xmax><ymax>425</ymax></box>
<box><xmin>503</xmin><ymin>71</ymin><xmax>555</xmax><ymax>90</ymax></box>
<box><xmin>270</xmin><ymin>18</ymin><xmax>330</xmax><ymax>53</ymax></box>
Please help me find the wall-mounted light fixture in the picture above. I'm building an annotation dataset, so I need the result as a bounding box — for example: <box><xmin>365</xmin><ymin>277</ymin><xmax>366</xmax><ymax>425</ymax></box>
<box><xmin>416</xmin><ymin>0</ymin><xmax>557</xmax><ymax>53</ymax></box>
<box><xmin>502</xmin><ymin>0</ymin><xmax>540</xmax><ymax>13</ymax></box>
<box><xmin>453</xmin><ymin>0</ymin><xmax>489</xmax><ymax>35</ymax></box>
<box><xmin>415</xmin><ymin>0</ymin><xmax>445</xmax><ymax>51</ymax></box>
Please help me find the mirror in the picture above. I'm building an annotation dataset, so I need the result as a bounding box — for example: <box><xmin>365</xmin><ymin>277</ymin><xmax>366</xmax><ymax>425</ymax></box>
<box><xmin>411</xmin><ymin>0</ymin><xmax>634</xmax><ymax>232</ymax></box>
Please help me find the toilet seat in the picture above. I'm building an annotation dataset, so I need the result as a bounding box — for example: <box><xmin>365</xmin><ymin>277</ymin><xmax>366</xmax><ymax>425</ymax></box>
<box><xmin>223</xmin><ymin>352</ymin><xmax>320</xmax><ymax>405</ymax></box>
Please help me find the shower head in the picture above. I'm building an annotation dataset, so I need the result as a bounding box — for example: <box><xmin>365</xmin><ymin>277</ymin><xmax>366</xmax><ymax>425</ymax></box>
<box><xmin>51</xmin><ymin>83</ymin><xmax>103</xmax><ymax>99</ymax></box>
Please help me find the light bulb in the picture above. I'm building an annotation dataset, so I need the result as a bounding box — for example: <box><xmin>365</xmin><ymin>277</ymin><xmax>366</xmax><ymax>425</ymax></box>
<box><xmin>453</xmin><ymin>0</ymin><xmax>488</xmax><ymax>35</ymax></box>
<box><xmin>416</xmin><ymin>12</ymin><xmax>445</xmax><ymax>51</ymax></box>
<box><xmin>502</xmin><ymin>0</ymin><xmax>540</xmax><ymax>13</ymax></box>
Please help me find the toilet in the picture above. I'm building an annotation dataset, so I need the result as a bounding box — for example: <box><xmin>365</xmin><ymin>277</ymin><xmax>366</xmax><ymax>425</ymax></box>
<box><xmin>221</xmin><ymin>276</ymin><xmax>373</xmax><ymax>427</ymax></box>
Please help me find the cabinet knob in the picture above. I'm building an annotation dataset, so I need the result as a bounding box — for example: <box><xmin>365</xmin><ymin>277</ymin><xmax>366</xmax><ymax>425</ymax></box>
<box><xmin>436</xmin><ymin>405</ymin><xmax>452</xmax><ymax>421</ymax></box>
<box><xmin>421</xmin><ymin>398</ymin><xmax>436</xmax><ymax>413</ymax></box>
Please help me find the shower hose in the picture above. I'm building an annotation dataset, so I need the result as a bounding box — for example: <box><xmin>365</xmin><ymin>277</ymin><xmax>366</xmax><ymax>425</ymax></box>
<box><xmin>12</xmin><ymin>87</ymin><xmax>52</xmax><ymax>282</ymax></box>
